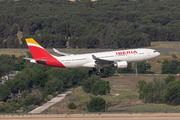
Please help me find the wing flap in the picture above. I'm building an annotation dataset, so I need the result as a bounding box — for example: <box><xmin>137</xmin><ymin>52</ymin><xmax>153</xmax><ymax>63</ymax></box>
<box><xmin>92</xmin><ymin>55</ymin><xmax>114</xmax><ymax>65</ymax></box>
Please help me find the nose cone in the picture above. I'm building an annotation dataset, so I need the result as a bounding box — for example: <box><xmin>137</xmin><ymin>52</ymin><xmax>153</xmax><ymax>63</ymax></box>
<box><xmin>157</xmin><ymin>52</ymin><xmax>160</xmax><ymax>57</ymax></box>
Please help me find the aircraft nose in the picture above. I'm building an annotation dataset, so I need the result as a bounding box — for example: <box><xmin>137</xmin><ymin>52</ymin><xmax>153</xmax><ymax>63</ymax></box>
<box><xmin>157</xmin><ymin>52</ymin><xmax>160</xmax><ymax>56</ymax></box>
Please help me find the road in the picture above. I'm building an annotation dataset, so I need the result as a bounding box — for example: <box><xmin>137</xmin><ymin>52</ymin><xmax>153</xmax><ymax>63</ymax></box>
<box><xmin>1</xmin><ymin>117</ymin><xmax>180</xmax><ymax>120</ymax></box>
<box><xmin>28</xmin><ymin>88</ymin><xmax>72</xmax><ymax>114</ymax></box>
<box><xmin>1</xmin><ymin>114</ymin><xmax>180</xmax><ymax>120</ymax></box>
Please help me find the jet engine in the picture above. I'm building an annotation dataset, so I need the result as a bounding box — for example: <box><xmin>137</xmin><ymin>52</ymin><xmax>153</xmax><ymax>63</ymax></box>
<box><xmin>113</xmin><ymin>61</ymin><xmax>128</xmax><ymax>68</ymax></box>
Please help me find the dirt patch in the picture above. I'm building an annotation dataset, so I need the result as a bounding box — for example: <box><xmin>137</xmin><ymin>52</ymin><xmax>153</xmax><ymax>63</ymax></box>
<box><xmin>102</xmin><ymin>75</ymin><xmax>154</xmax><ymax>93</ymax></box>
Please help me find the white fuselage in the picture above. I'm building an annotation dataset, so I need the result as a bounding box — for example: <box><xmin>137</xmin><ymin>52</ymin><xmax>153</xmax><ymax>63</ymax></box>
<box><xmin>54</xmin><ymin>48</ymin><xmax>160</xmax><ymax>68</ymax></box>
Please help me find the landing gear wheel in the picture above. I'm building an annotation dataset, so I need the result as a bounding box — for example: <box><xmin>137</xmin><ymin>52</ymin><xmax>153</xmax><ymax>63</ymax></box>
<box><xmin>96</xmin><ymin>72</ymin><xmax>100</xmax><ymax>75</ymax></box>
<box><xmin>100</xmin><ymin>69</ymin><xmax>104</xmax><ymax>73</ymax></box>
<box><xmin>93</xmin><ymin>68</ymin><xmax>97</xmax><ymax>72</ymax></box>
<box><xmin>89</xmin><ymin>70</ymin><xmax>93</xmax><ymax>74</ymax></box>
<box><xmin>145</xmin><ymin>63</ymin><xmax>148</xmax><ymax>67</ymax></box>
<box><xmin>145</xmin><ymin>61</ymin><xmax>148</xmax><ymax>67</ymax></box>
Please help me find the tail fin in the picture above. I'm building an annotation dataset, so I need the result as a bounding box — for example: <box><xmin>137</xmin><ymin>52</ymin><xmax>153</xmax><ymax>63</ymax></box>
<box><xmin>25</xmin><ymin>38</ymin><xmax>66</xmax><ymax>68</ymax></box>
<box><xmin>25</xmin><ymin>38</ymin><xmax>52</xmax><ymax>60</ymax></box>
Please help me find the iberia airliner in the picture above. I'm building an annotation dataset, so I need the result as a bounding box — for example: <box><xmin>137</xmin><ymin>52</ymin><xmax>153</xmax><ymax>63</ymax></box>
<box><xmin>25</xmin><ymin>38</ymin><xmax>160</xmax><ymax>75</ymax></box>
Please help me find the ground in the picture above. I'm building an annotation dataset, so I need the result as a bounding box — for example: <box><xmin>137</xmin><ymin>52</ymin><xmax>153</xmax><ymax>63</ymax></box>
<box><xmin>43</xmin><ymin>75</ymin><xmax>180</xmax><ymax>113</ymax></box>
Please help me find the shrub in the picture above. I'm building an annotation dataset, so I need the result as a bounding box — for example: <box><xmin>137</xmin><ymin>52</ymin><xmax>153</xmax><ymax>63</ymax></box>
<box><xmin>82</xmin><ymin>75</ymin><xmax>111</xmax><ymax>95</ymax></box>
<box><xmin>87</xmin><ymin>97</ymin><xmax>106</xmax><ymax>112</ymax></box>
<box><xmin>161</xmin><ymin>59</ymin><xmax>180</xmax><ymax>74</ymax></box>
<box><xmin>136</xmin><ymin>80</ymin><xmax>147</xmax><ymax>99</ymax></box>
<box><xmin>82</xmin><ymin>75</ymin><xmax>101</xmax><ymax>93</ymax></box>
<box><xmin>68</xmin><ymin>102</ymin><xmax>77</xmax><ymax>109</ymax></box>
<box><xmin>164</xmin><ymin>73</ymin><xmax>175</xmax><ymax>85</ymax></box>
<box><xmin>136</xmin><ymin>62</ymin><xmax>151</xmax><ymax>74</ymax></box>
<box><xmin>137</xmin><ymin>78</ymin><xmax>166</xmax><ymax>103</ymax></box>
<box><xmin>100</xmin><ymin>67</ymin><xmax>116</xmax><ymax>78</ymax></box>
<box><xmin>163</xmin><ymin>80</ymin><xmax>180</xmax><ymax>105</ymax></box>
<box><xmin>144</xmin><ymin>77</ymin><xmax>166</xmax><ymax>103</ymax></box>
<box><xmin>92</xmin><ymin>80</ymin><xmax>111</xmax><ymax>95</ymax></box>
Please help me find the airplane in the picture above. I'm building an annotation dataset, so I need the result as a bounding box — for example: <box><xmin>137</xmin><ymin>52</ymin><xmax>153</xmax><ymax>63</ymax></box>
<box><xmin>25</xmin><ymin>38</ymin><xmax>160</xmax><ymax>75</ymax></box>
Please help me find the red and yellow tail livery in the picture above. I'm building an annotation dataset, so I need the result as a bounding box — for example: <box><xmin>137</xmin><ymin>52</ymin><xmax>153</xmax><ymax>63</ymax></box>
<box><xmin>25</xmin><ymin>38</ymin><xmax>65</xmax><ymax>68</ymax></box>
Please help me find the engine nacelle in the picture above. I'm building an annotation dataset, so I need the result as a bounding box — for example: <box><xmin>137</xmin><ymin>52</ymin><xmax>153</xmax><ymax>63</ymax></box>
<box><xmin>113</xmin><ymin>61</ymin><xmax>128</xmax><ymax>68</ymax></box>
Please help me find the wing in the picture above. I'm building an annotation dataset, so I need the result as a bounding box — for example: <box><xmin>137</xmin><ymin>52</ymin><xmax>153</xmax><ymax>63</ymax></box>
<box><xmin>92</xmin><ymin>55</ymin><xmax>115</xmax><ymax>65</ymax></box>
<box><xmin>53</xmin><ymin>48</ymin><xmax>72</xmax><ymax>56</ymax></box>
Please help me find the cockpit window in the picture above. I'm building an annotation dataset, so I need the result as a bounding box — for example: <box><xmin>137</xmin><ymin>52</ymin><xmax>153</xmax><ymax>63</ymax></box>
<box><xmin>153</xmin><ymin>51</ymin><xmax>157</xmax><ymax>53</ymax></box>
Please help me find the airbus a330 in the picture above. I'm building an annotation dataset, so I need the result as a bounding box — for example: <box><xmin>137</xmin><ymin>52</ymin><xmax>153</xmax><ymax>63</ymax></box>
<box><xmin>25</xmin><ymin>38</ymin><xmax>160</xmax><ymax>75</ymax></box>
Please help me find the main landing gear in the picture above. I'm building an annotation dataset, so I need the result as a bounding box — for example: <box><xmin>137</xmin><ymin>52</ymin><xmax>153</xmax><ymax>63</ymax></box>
<box><xmin>145</xmin><ymin>61</ymin><xmax>148</xmax><ymax>67</ymax></box>
<box><xmin>89</xmin><ymin>68</ymin><xmax>104</xmax><ymax>75</ymax></box>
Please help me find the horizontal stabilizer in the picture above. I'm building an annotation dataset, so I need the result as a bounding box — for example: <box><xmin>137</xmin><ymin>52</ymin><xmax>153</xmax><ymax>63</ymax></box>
<box><xmin>24</xmin><ymin>57</ymin><xmax>34</xmax><ymax>60</ymax></box>
<box><xmin>24</xmin><ymin>58</ymin><xmax>46</xmax><ymax>64</ymax></box>
<box><xmin>24</xmin><ymin>58</ymin><xmax>36</xmax><ymax>63</ymax></box>
<box><xmin>53</xmin><ymin>48</ymin><xmax>72</xmax><ymax>56</ymax></box>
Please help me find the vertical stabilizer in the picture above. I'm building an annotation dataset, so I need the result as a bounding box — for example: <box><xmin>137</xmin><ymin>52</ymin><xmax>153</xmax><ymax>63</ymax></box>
<box><xmin>25</xmin><ymin>38</ymin><xmax>52</xmax><ymax>60</ymax></box>
<box><xmin>25</xmin><ymin>38</ymin><xmax>65</xmax><ymax>68</ymax></box>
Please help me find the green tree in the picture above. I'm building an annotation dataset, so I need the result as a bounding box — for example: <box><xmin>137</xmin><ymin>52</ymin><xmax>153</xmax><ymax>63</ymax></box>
<box><xmin>142</xmin><ymin>82</ymin><xmax>153</xmax><ymax>99</ymax></box>
<box><xmin>0</xmin><ymin>101</ymin><xmax>5</xmax><ymax>112</ymax></box>
<box><xmin>3</xmin><ymin>24</ymin><xmax>11</xmax><ymax>38</ymax></box>
<box><xmin>163</xmin><ymin>80</ymin><xmax>180</xmax><ymax>105</ymax></box>
<box><xmin>71</xmin><ymin>68</ymin><xmax>90</xmax><ymax>85</ymax></box>
<box><xmin>87</xmin><ymin>97</ymin><xmax>106</xmax><ymax>112</ymax></box>
<box><xmin>22</xmin><ymin>94</ymin><xmax>41</xmax><ymax>106</ymax></box>
<box><xmin>161</xmin><ymin>59</ymin><xmax>180</xmax><ymax>74</ymax></box>
<box><xmin>5</xmin><ymin>78</ymin><xmax>28</xmax><ymax>94</ymax></box>
<box><xmin>85</xmin><ymin>0</ymin><xmax>92</xmax><ymax>8</ymax></box>
<box><xmin>82</xmin><ymin>75</ymin><xmax>101</xmax><ymax>93</ymax></box>
<box><xmin>33</xmin><ymin>72</ymin><xmax>48</xmax><ymax>88</ymax></box>
<box><xmin>136</xmin><ymin>80</ymin><xmax>147</xmax><ymax>99</ymax></box>
<box><xmin>0</xmin><ymin>84</ymin><xmax>10</xmax><ymax>101</ymax></box>
<box><xmin>136</xmin><ymin>62</ymin><xmax>151</xmax><ymax>74</ymax></box>
<box><xmin>14</xmin><ymin>72</ymin><xmax>32</xmax><ymax>89</ymax></box>
<box><xmin>0</xmin><ymin>54</ymin><xmax>15</xmax><ymax>77</ymax></box>
<box><xmin>46</xmin><ymin>68</ymin><xmax>72</xmax><ymax>88</ymax></box>
<box><xmin>100</xmin><ymin>67</ymin><xmax>116</xmax><ymax>78</ymax></box>
<box><xmin>44</xmin><ymin>78</ymin><xmax>63</xmax><ymax>95</ymax></box>
<box><xmin>164</xmin><ymin>74</ymin><xmax>175</xmax><ymax>85</ymax></box>
<box><xmin>12</xmin><ymin>24</ymin><xmax>18</xmax><ymax>35</ymax></box>
<box><xmin>0</xmin><ymin>23</ymin><xmax>5</xmax><ymax>38</ymax></box>
<box><xmin>144</xmin><ymin>77</ymin><xmax>166</xmax><ymax>103</ymax></box>
<box><xmin>92</xmin><ymin>80</ymin><xmax>111</xmax><ymax>95</ymax></box>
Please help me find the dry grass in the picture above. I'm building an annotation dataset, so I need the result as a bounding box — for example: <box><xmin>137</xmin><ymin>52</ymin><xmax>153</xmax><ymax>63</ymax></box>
<box><xmin>44</xmin><ymin>75</ymin><xmax>180</xmax><ymax>113</ymax></box>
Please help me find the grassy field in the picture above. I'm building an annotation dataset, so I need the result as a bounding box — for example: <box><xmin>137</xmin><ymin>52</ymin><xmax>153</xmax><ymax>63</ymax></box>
<box><xmin>43</xmin><ymin>75</ymin><xmax>180</xmax><ymax>113</ymax></box>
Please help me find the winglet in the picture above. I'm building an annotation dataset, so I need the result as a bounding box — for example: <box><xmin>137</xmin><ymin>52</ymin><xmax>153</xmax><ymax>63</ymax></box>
<box><xmin>53</xmin><ymin>48</ymin><xmax>72</xmax><ymax>56</ymax></box>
